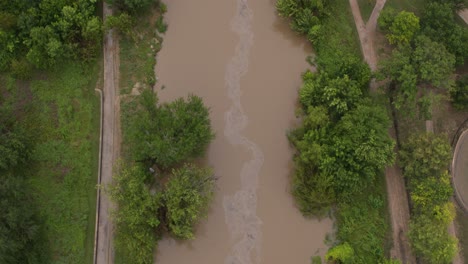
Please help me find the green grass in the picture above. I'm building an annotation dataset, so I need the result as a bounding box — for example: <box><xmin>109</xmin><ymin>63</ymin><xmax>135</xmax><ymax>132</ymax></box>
<box><xmin>357</xmin><ymin>0</ymin><xmax>376</xmax><ymax>23</ymax></box>
<box><xmin>23</xmin><ymin>61</ymin><xmax>101</xmax><ymax>264</ymax></box>
<box><xmin>315</xmin><ymin>0</ymin><xmax>362</xmax><ymax>61</ymax></box>
<box><xmin>116</xmin><ymin>6</ymin><xmax>165</xmax><ymax>264</ymax></box>
<box><xmin>119</xmin><ymin>8</ymin><xmax>163</xmax><ymax>95</ymax></box>
<box><xmin>385</xmin><ymin>0</ymin><xmax>425</xmax><ymax>14</ymax></box>
<box><xmin>335</xmin><ymin>174</ymin><xmax>392</xmax><ymax>263</ymax></box>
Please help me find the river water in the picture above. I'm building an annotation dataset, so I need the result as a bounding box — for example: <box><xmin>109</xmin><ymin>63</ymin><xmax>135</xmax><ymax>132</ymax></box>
<box><xmin>153</xmin><ymin>0</ymin><xmax>332</xmax><ymax>263</ymax></box>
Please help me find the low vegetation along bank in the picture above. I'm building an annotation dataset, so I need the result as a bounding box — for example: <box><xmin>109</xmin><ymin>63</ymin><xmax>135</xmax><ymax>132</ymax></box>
<box><xmin>277</xmin><ymin>0</ymin><xmax>395</xmax><ymax>263</ymax></box>
<box><xmin>108</xmin><ymin>2</ymin><xmax>217</xmax><ymax>263</ymax></box>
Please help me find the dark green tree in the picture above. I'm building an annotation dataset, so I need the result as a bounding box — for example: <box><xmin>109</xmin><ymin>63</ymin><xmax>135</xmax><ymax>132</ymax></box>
<box><xmin>0</xmin><ymin>172</ymin><xmax>47</xmax><ymax>264</ymax></box>
<box><xmin>323</xmin><ymin>102</ymin><xmax>395</xmax><ymax>196</ymax></box>
<box><xmin>421</xmin><ymin>2</ymin><xmax>468</xmax><ymax>65</ymax></box>
<box><xmin>131</xmin><ymin>90</ymin><xmax>214</xmax><ymax>169</ymax></box>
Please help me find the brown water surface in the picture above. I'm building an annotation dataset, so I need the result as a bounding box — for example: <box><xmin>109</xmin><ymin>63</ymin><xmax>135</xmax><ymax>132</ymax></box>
<box><xmin>154</xmin><ymin>0</ymin><xmax>332</xmax><ymax>263</ymax></box>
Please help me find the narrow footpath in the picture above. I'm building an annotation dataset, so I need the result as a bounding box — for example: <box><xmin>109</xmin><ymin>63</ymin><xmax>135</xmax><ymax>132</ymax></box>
<box><xmin>348</xmin><ymin>1</ymin><xmax>415</xmax><ymax>263</ymax></box>
<box><xmin>95</xmin><ymin>3</ymin><xmax>120</xmax><ymax>264</ymax></box>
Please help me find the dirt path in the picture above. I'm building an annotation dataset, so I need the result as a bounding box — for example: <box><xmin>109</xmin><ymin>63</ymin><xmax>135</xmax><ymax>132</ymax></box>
<box><xmin>459</xmin><ymin>9</ymin><xmax>468</xmax><ymax>25</ymax></box>
<box><xmin>349</xmin><ymin>0</ymin><xmax>385</xmax><ymax>71</ymax></box>
<box><xmin>349</xmin><ymin>1</ymin><xmax>416</xmax><ymax>263</ymax></box>
<box><xmin>95</xmin><ymin>3</ymin><xmax>120</xmax><ymax>264</ymax></box>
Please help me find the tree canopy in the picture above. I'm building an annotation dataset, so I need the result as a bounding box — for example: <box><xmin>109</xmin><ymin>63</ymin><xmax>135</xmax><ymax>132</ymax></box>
<box><xmin>164</xmin><ymin>164</ymin><xmax>215</xmax><ymax>240</ymax></box>
<box><xmin>130</xmin><ymin>90</ymin><xmax>214</xmax><ymax>169</ymax></box>
<box><xmin>110</xmin><ymin>164</ymin><xmax>162</xmax><ymax>264</ymax></box>
<box><xmin>0</xmin><ymin>0</ymin><xmax>102</xmax><ymax>71</ymax></box>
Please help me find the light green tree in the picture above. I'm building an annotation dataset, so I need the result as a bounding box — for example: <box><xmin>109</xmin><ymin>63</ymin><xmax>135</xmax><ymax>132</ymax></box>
<box><xmin>164</xmin><ymin>164</ymin><xmax>215</xmax><ymax>239</ymax></box>
<box><xmin>387</xmin><ymin>11</ymin><xmax>420</xmax><ymax>45</ymax></box>
<box><xmin>109</xmin><ymin>165</ymin><xmax>162</xmax><ymax>264</ymax></box>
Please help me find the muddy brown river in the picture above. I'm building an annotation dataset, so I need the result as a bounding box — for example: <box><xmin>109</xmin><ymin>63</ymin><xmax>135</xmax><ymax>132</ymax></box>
<box><xmin>153</xmin><ymin>0</ymin><xmax>332</xmax><ymax>263</ymax></box>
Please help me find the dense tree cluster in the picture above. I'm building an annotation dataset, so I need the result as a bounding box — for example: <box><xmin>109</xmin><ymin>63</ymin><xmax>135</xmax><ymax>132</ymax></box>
<box><xmin>421</xmin><ymin>1</ymin><xmax>468</xmax><ymax>65</ymax></box>
<box><xmin>378</xmin><ymin>9</ymin><xmax>420</xmax><ymax>45</ymax></box>
<box><xmin>129</xmin><ymin>90</ymin><xmax>214</xmax><ymax>169</ymax></box>
<box><xmin>111</xmin><ymin>90</ymin><xmax>215</xmax><ymax>264</ymax></box>
<box><xmin>0</xmin><ymin>0</ymin><xmax>102</xmax><ymax>71</ymax></box>
<box><xmin>378</xmin><ymin>8</ymin><xmax>458</xmax><ymax>116</ymax></box>
<box><xmin>276</xmin><ymin>0</ymin><xmax>329</xmax><ymax>41</ymax></box>
<box><xmin>400</xmin><ymin>133</ymin><xmax>457</xmax><ymax>264</ymax></box>
<box><xmin>0</xmin><ymin>92</ymin><xmax>46</xmax><ymax>263</ymax></box>
<box><xmin>277</xmin><ymin>1</ymin><xmax>396</xmax><ymax>262</ymax></box>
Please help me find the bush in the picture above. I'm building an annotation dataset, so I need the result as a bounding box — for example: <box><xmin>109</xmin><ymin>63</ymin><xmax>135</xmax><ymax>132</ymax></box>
<box><xmin>450</xmin><ymin>75</ymin><xmax>468</xmax><ymax>109</ymax></box>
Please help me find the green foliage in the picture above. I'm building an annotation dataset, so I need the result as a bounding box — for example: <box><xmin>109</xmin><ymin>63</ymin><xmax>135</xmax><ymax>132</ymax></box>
<box><xmin>164</xmin><ymin>164</ymin><xmax>214</xmax><ymax>240</ymax></box>
<box><xmin>324</xmin><ymin>103</ymin><xmax>395</xmax><ymax>196</ymax></box>
<box><xmin>0</xmin><ymin>125</ymin><xmax>29</xmax><ymax>171</ymax></box>
<box><xmin>0</xmin><ymin>172</ymin><xmax>47</xmax><ymax>264</ymax></box>
<box><xmin>278</xmin><ymin>0</ymin><xmax>392</xmax><ymax>261</ymax></box>
<box><xmin>334</xmin><ymin>178</ymin><xmax>390</xmax><ymax>263</ymax></box>
<box><xmin>26</xmin><ymin>62</ymin><xmax>101</xmax><ymax>263</ymax></box>
<box><xmin>155</xmin><ymin>16</ymin><xmax>167</xmax><ymax>33</ymax></box>
<box><xmin>325</xmin><ymin>243</ymin><xmax>354</xmax><ymax>263</ymax></box>
<box><xmin>399</xmin><ymin>133</ymin><xmax>451</xmax><ymax>181</ymax></box>
<box><xmin>10</xmin><ymin>59</ymin><xmax>33</xmax><ymax>80</ymax></box>
<box><xmin>130</xmin><ymin>90</ymin><xmax>214</xmax><ymax>169</ymax></box>
<box><xmin>409</xmin><ymin>215</ymin><xmax>458</xmax><ymax>264</ymax></box>
<box><xmin>110</xmin><ymin>0</ymin><xmax>157</xmax><ymax>13</ymax></box>
<box><xmin>299</xmin><ymin>72</ymin><xmax>364</xmax><ymax>119</ymax></box>
<box><xmin>450</xmin><ymin>75</ymin><xmax>468</xmax><ymax>110</ymax></box>
<box><xmin>387</xmin><ymin>11</ymin><xmax>420</xmax><ymax>45</ymax></box>
<box><xmin>311</xmin><ymin>255</ymin><xmax>322</xmax><ymax>264</ymax></box>
<box><xmin>1</xmin><ymin>0</ymin><xmax>102</xmax><ymax>70</ymax></box>
<box><xmin>421</xmin><ymin>2</ymin><xmax>468</xmax><ymax>65</ymax></box>
<box><xmin>104</xmin><ymin>13</ymin><xmax>134</xmax><ymax>36</ymax></box>
<box><xmin>378</xmin><ymin>7</ymin><xmax>397</xmax><ymax>29</ymax></box>
<box><xmin>400</xmin><ymin>133</ymin><xmax>458</xmax><ymax>263</ymax></box>
<box><xmin>276</xmin><ymin>0</ymin><xmax>327</xmax><ymax>35</ymax></box>
<box><xmin>410</xmin><ymin>172</ymin><xmax>453</xmax><ymax>215</ymax></box>
<box><xmin>413</xmin><ymin>35</ymin><xmax>455</xmax><ymax>88</ymax></box>
<box><xmin>379</xmin><ymin>10</ymin><xmax>420</xmax><ymax>45</ymax></box>
<box><xmin>110</xmin><ymin>165</ymin><xmax>161</xmax><ymax>264</ymax></box>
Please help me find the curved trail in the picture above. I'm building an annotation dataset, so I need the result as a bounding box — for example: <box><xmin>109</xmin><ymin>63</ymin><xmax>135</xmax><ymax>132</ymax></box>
<box><xmin>223</xmin><ymin>0</ymin><xmax>264</xmax><ymax>263</ymax></box>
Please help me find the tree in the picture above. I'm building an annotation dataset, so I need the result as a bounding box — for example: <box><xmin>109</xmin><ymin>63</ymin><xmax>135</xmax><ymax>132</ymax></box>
<box><xmin>378</xmin><ymin>7</ymin><xmax>397</xmax><ymax>30</ymax></box>
<box><xmin>276</xmin><ymin>0</ymin><xmax>327</xmax><ymax>35</ymax></box>
<box><xmin>109</xmin><ymin>0</ymin><xmax>156</xmax><ymax>13</ymax></box>
<box><xmin>421</xmin><ymin>2</ymin><xmax>468</xmax><ymax>65</ymax></box>
<box><xmin>0</xmin><ymin>172</ymin><xmax>47</xmax><ymax>264</ymax></box>
<box><xmin>131</xmin><ymin>90</ymin><xmax>214</xmax><ymax>169</ymax></box>
<box><xmin>399</xmin><ymin>133</ymin><xmax>452</xmax><ymax>181</ymax></box>
<box><xmin>109</xmin><ymin>164</ymin><xmax>162</xmax><ymax>264</ymax></box>
<box><xmin>386</xmin><ymin>11</ymin><xmax>420</xmax><ymax>45</ymax></box>
<box><xmin>288</xmin><ymin>106</ymin><xmax>335</xmax><ymax>216</ymax></box>
<box><xmin>322</xmin><ymin>102</ymin><xmax>395</xmax><ymax>196</ymax></box>
<box><xmin>299</xmin><ymin>71</ymin><xmax>364</xmax><ymax>120</ymax></box>
<box><xmin>378</xmin><ymin>46</ymin><xmax>418</xmax><ymax>109</ymax></box>
<box><xmin>450</xmin><ymin>75</ymin><xmax>468</xmax><ymax>110</ymax></box>
<box><xmin>413</xmin><ymin>35</ymin><xmax>455</xmax><ymax>88</ymax></box>
<box><xmin>163</xmin><ymin>164</ymin><xmax>214</xmax><ymax>240</ymax></box>
<box><xmin>326</xmin><ymin>243</ymin><xmax>354</xmax><ymax>263</ymax></box>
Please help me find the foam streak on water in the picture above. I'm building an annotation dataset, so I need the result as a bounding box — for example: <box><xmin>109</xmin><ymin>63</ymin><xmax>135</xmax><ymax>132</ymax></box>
<box><xmin>223</xmin><ymin>0</ymin><xmax>264</xmax><ymax>264</ymax></box>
